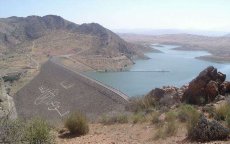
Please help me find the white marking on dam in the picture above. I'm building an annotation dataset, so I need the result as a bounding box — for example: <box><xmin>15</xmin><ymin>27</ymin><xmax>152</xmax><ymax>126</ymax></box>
<box><xmin>34</xmin><ymin>85</ymin><xmax>69</xmax><ymax>117</ymax></box>
<box><xmin>60</xmin><ymin>81</ymin><xmax>75</xmax><ymax>89</ymax></box>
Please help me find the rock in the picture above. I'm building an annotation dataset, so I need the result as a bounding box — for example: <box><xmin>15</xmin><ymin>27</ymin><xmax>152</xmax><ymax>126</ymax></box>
<box><xmin>182</xmin><ymin>66</ymin><xmax>226</xmax><ymax>105</ymax></box>
<box><xmin>189</xmin><ymin>115</ymin><xmax>230</xmax><ymax>142</ymax></box>
<box><xmin>205</xmin><ymin>81</ymin><xmax>219</xmax><ymax>102</ymax></box>
<box><xmin>147</xmin><ymin>86</ymin><xmax>180</xmax><ymax>107</ymax></box>
<box><xmin>148</xmin><ymin>88</ymin><xmax>165</xmax><ymax>101</ymax></box>
<box><xmin>220</xmin><ymin>81</ymin><xmax>230</xmax><ymax>94</ymax></box>
<box><xmin>215</xmin><ymin>95</ymin><xmax>226</xmax><ymax>101</ymax></box>
<box><xmin>158</xmin><ymin>113</ymin><xmax>166</xmax><ymax>122</ymax></box>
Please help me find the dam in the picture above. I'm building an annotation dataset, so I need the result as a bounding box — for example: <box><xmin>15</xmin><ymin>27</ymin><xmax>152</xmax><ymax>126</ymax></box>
<box><xmin>14</xmin><ymin>58</ymin><xmax>129</xmax><ymax>122</ymax></box>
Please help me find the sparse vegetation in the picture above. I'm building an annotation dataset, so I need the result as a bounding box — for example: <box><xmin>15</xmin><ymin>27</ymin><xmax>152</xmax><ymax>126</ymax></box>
<box><xmin>153</xmin><ymin>120</ymin><xmax>178</xmax><ymax>140</ymax></box>
<box><xmin>214</xmin><ymin>103</ymin><xmax>230</xmax><ymax>121</ymax></box>
<box><xmin>0</xmin><ymin>115</ymin><xmax>53</xmax><ymax>144</ymax></box>
<box><xmin>100</xmin><ymin>114</ymin><xmax>128</xmax><ymax>125</ymax></box>
<box><xmin>177</xmin><ymin>104</ymin><xmax>199</xmax><ymax>122</ymax></box>
<box><xmin>131</xmin><ymin>112</ymin><xmax>146</xmax><ymax>124</ymax></box>
<box><xmin>0</xmin><ymin>117</ymin><xmax>25</xmax><ymax>143</ymax></box>
<box><xmin>127</xmin><ymin>96</ymin><xmax>155</xmax><ymax>112</ymax></box>
<box><xmin>165</xmin><ymin>111</ymin><xmax>177</xmax><ymax>122</ymax></box>
<box><xmin>64</xmin><ymin>112</ymin><xmax>89</xmax><ymax>136</ymax></box>
<box><xmin>153</xmin><ymin>110</ymin><xmax>178</xmax><ymax>140</ymax></box>
<box><xmin>24</xmin><ymin>117</ymin><xmax>54</xmax><ymax>144</ymax></box>
<box><xmin>151</xmin><ymin>111</ymin><xmax>161</xmax><ymax>124</ymax></box>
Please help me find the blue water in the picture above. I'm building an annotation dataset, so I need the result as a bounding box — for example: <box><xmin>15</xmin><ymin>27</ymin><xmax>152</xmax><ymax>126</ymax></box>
<box><xmin>85</xmin><ymin>45</ymin><xmax>230</xmax><ymax>97</ymax></box>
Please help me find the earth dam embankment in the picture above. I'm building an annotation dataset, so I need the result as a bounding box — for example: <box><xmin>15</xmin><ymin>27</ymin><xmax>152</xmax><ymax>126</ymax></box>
<box><xmin>14</xmin><ymin>59</ymin><xmax>129</xmax><ymax>122</ymax></box>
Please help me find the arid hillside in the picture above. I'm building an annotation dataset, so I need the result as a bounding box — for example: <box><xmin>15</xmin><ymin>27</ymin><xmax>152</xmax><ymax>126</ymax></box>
<box><xmin>0</xmin><ymin>15</ymin><xmax>151</xmax><ymax>72</ymax></box>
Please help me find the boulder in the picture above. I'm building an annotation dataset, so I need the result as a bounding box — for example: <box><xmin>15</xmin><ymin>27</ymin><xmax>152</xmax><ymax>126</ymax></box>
<box><xmin>205</xmin><ymin>81</ymin><xmax>219</xmax><ymax>102</ymax></box>
<box><xmin>147</xmin><ymin>86</ymin><xmax>180</xmax><ymax>107</ymax></box>
<box><xmin>148</xmin><ymin>88</ymin><xmax>165</xmax><ymax>101</ymax></box>
<box><xmin>182</xmin><ymin>66</ymin><xmax>226</xmax><ymax>105</ymax></box>
<box><xmin>220</xmin><ymin>81</ymin><xmax>230</xmax><ymax>94</ymax></box>
<box><xmin>189</xmin><ymin>115</ymin><xmax>229</xmax><ymax>142</ymax></box>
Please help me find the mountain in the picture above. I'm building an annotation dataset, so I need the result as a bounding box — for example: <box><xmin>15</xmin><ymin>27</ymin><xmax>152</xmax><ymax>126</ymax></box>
<box><xmin>0</xmin><ymin>15</ymin><xmax>77</xmax><ymax>46</ymax></box>
<box><xmin>0</xmin><ymin>15</ymin><xmax>149</xmax><ymax>71</ymax></box>
<box><xmin>0</xmin><ymin>15</ymin><xmax>134</xmax><ymax>56</ymax></box>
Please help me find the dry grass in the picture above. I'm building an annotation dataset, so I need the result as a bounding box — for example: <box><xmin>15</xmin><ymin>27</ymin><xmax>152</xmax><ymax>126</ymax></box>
<box><xmin>64</xmin><ymin>112</ymin><xmax>89</xmax><ymax>136</ymax></box>
<box><xmin>215</xmin><ymin>103</ymin><xmax>230</xmax><ymax>121</ymax></box>
<box><xmin>100</xmin><ymin>114</ymin><xmax>129</xmax><ymax>125</ymax></box>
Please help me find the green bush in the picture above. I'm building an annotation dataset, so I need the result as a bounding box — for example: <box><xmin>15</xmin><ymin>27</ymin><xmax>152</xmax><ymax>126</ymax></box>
<box><xmin>214</xmin><ymin>103</ymin><xmax>230</xmax><ymax>121</ymax></box>
<box><xmin>100</xmin><ymin>114</ymin><xmax>128</xmax><ymax>125</ymax></box>
<box><xmin>64</xmin><ymin>112</ymin><xmax>89</xmax><ymax>135</ymax></box>
<box><xmin>24</xmin><ymin>118</ymin><xmax>54</xmax><ymax>144</ymax></box>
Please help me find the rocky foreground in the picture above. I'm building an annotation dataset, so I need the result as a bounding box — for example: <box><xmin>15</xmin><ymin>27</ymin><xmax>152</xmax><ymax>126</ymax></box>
<box><xmin>147</xmin><ymin>66</ymin><xmax>230</xmax><ymax>107</ymax></box>
<box><xmin>55</xmin><ymin>66</ymin><xmax>230</xmax><ymax>144</ymax></box>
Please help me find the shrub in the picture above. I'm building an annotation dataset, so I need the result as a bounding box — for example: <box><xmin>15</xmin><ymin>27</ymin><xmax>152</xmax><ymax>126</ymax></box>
<box><xmin>154</xmin><ymin>127</ymin><xmax>165</xmax><ymax>140</ymax></box>
<box><xmin>24</xmin><ymin>118</ymin><xmax>54</xmax><ymax>144</ymax></box>
<box><xmin>165</xmin><ymin>111</ymin><xmax>177</xmax><ymax>122</ymax></box>
<box><xmin>151</xmin><ymin>111</ymin><xmax>161</xmax><ymax>124</ymax></box>
<box><xmin>64</xmin><ymin>112</ymin><xmax>89</xmax><ymax>136</ymax></box>
<box><xmin>214</xmin><ymin>103</ymin><xmax>230</xmax><ymax>121</ymax></box>
<box><xmin>226</xmin><ymin>113</ymin><xmax>230</xmax><ymax>128</ymax></box>
<box><xmin>131</xmin><ymin>112</ymin><xmax>146</xmax><ymax>124</ymax></box>
<box><xmin>188</xmin><ymin>115</ymin><xmax>230</xmax><ymax>142</ymax></box>
<box><xmin>202</xmin><ymin>105</ymin><xmax>215</xmax><ymax>118</ymax></box>
<box><xmin>100</xmin><ymin>114</ymin><xmax>128</xmax><ymax>125</ymax></box>
<box><xmin>127</xmin><ymin>96</ymin><xmax>155</xmax><ymax>112</ymax></box>
<box><xmin>165</xmin><ymin>120</ymin><xmax>178</xmax><ymax>136</ymax></box>
<box><xmin>0</xmin><ymin>118</ymin><xmax>25</xmax><ymax>144</ymax></box>
<box><xmin>153</xmin><ymin>120</ymin><xmax>178</xmax><ymax>140</ymax></box>
<box><xmin>176</xmin><ymin>104</ymin><xmax>201</xmax><ymax>137</ymax></box>
<box><xmin>177</xmin><ymin>104</ymin><xmax>199</xmax><ymax>122</ymax></box>
<box><xmin>0</xmin><ymin>115</ymin><xmax>53</xmax><ymax>144</ymax></box>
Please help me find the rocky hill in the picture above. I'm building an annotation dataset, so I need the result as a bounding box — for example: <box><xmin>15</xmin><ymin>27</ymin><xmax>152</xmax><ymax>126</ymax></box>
<box><xmin>0</xmin><ymin>15</ymin><xmax>152</xmax><ymax>72</ymax></box>
<box><xmin>0</xmin><ymin>15</ymin><xmax>141</xmax><ymax>58</ymax></box>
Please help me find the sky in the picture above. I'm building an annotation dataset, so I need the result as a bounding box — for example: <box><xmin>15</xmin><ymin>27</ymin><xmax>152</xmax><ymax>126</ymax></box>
<box><xmin>0</xmin><ymin>0</ymin><xmax>230</xmax><ymax>31</ymax></box>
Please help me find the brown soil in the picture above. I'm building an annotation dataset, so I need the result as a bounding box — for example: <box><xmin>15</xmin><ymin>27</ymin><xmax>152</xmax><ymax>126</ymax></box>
<box><xmin>56</xmin><ymin>123</ymin><xmax>229</xmax><ymax>144</ymax></box>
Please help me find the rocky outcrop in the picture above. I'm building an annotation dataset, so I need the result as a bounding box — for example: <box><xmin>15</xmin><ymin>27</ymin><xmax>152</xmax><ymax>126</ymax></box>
<box><xmin>147</xmin><ymin>66</ymin><xmax>230</xmax><ymax>107</ymax></box>
<box><xmin>182</xmin><ymin>66</ymin><xmax>227</xmax><ymax>105</ymax></box>
<box><xmin>189</xmin><ymin>115</ymin><xmax>230</xmax><ymax>142</ymax></box>
<box><xmin>220</xmin><ymin>81</ymin><xmax>230</xmax><ymax>94</ymax></box>
<box><xmin>147</xmin><ymin>86</ymin><xmax>185</xmax><ymax>107</ymax></box>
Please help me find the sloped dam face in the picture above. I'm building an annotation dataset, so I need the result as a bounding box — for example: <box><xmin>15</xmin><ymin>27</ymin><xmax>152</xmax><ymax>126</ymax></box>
<box><xmin>14</xmin><ymin>60</ymin><xmax>128</xmax><ymax>122</ymax></box>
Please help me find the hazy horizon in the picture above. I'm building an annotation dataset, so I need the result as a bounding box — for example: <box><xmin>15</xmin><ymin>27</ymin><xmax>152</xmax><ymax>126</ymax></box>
<box><xmin>1</xmin><ymin>0</ymin><xmax>230</xmax><ymax>32</ymax></box>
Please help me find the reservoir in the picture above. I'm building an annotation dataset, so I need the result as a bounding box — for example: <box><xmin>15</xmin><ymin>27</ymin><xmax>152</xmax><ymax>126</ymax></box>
<box><xmin>85</xmin><ymin>45</ymin><xmax>230</xmax><ymax>97</ymax></box>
